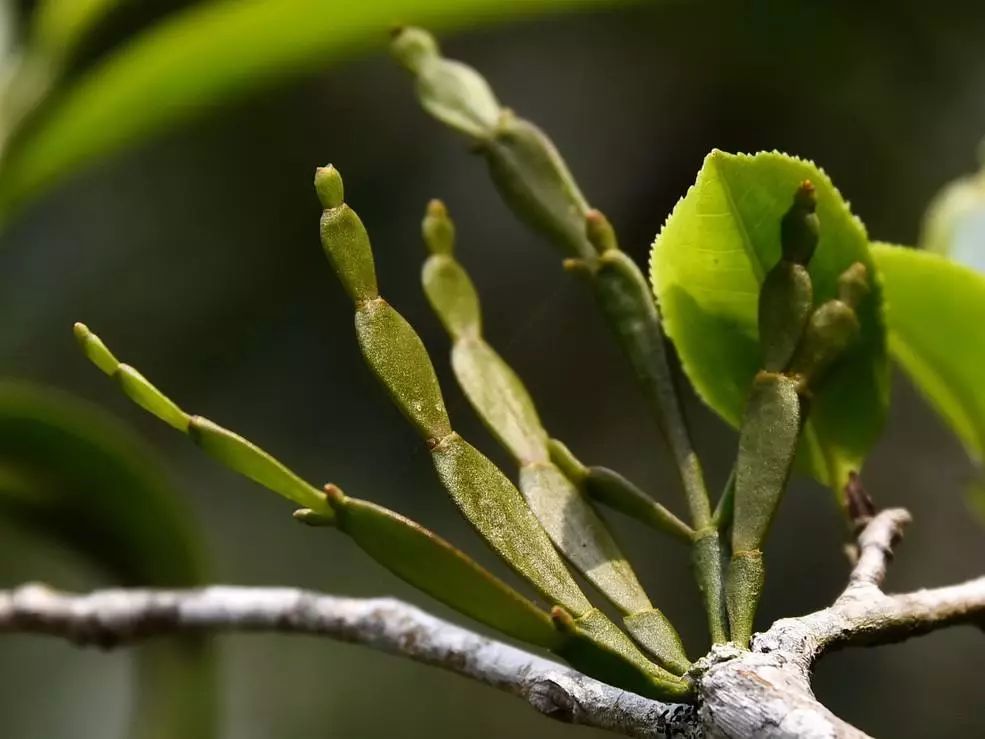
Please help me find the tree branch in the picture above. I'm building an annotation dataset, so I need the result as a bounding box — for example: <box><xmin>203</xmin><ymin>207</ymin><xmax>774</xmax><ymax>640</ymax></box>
<box><xmin>0</xmin><ymin>583</ymin><xmax>695</xmax><ymax>738</ymax></box>
<box><xmin>700</xmin><ymin>509</ymin><xmax>985</xmax><ymax>739</ymax></box>
<box><xmin>2</xmin><ymin>510</ymin><xmax>984</xmax><ymax>738</ymax></box>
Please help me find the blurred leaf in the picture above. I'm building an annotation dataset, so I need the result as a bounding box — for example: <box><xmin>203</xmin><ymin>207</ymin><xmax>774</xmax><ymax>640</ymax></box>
<box><xmin>919</xmin><ymin>150</ymin><xmax>985</xmax><ymax>272</ymax></box>
<box><xmin>0</xmin><ymin>380</ymin><xmax>204</xmax><ymax>584</ymax></box>
<box><xmin>0</xmin><ymin>0</ymin><xmax>619</xmax><ymax>221</ymax></box>
<box><xmin>0</xmin><ymin>379</ymin><xmax>214</xmax><ymax>738</ymax></box>
<box><xmin>651</xmin><ymin>150</ymin><xmax>889</xmax><ymax>491</ymax></box>
<box><xmin>872</xmin><ymin>243</ymin><xmax>985</xmax><ymax>466</ymax></box>
<box><xmin>31</xmin><ymin>0</ymin><xmax>122</xmax><ymax>63</ymax></box>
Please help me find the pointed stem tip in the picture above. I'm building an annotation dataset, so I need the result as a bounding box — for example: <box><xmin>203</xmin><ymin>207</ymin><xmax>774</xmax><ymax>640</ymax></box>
<box><xmin>585</xmin><ymin>209</ymin><xmax>618</xmax><ymax>254</ymax></box>
<box><xmin>390</xmin><ymin>26</ymin><xmax>439</xmax><ymax>73</ymax></box>
<box><xmin>422</xmin><ymin>198</ymin><xmax>455</xmax><ymax>255</ymax></box>
<box><xmin>315</xmin><ymin>165</ymin><xmax>344</xmax><ymax>209</ymax></box>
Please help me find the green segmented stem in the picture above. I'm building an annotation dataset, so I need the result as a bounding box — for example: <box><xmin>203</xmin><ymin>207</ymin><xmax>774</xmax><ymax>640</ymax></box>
<box><xmin>393</xmin><ymin>28</ymin><xmax>724</xmax><ymax>644</ymax></box>
<box><xmin>730</xmin><ymin>374</ymin><xmax>803</xmax><ymax>556</ymax></box>
<box><xmin>421</xmin><ymin>202</ymin><xmax>690</xmax><ymax>674</ymax></box>
<box><xmin>73</xmin><ymin>323</ymin><xmax>561</xmax><ymax>648</ymax></box>
<box><xmin>317</xmin><ymin>165</ymin><xmax>587</xmax><ymax>614</ymax></box>
<box><xmin>759</xmin><ymin>261</ymin><xmax>813</xmax><ymax>372</ymax></box>
<box><xmin>759</xmin><ymin>181</ymin><xmax>818</xmax><ymax>372</ymax></box>
<box><xmin>727</xmin><ymin>372</ymin><xmax>802</xmax><ymax>645</ymax></box>
<box><xmin>75</xmin><ymin>324</ymin><xmax>690</xmax><ymax>695</ymax></box>
<box><xmin>726</xmin><ymin>186</ymin><xmax>870</xmax><ymax>646</ymax></box>
<box><xmin>588</xmin><ymin>246</ymin><xmax>727</xmax><ymax>644</ymax></box>
<box><xmin>317</xmin><ymin>166</ymin><xmax>687</xmax><ymax>694</ymax></box>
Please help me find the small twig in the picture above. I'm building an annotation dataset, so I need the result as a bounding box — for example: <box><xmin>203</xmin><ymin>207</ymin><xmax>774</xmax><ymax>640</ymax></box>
<box><xmin>843</xmin><ymin>507</ymin><xmax>912</xmax><ymax>593</ymax></box>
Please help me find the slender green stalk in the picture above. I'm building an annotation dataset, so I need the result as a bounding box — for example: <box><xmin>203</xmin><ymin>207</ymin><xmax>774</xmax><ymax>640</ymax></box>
<box><xmin>548</xmin><ymin>439</ymin><xmax>694</xmax><ymax>543</ymax></box>
<box><xmin>73</xmin><ymin>322</ymin><xmax>699</xmax><ymax>698</ymax></box>
<box><xmin>392</xmin><ymin>26</ymin><xmax>726</xmax><ymax>644</ymax></box>
<box><xmin>712</xmin><ymin>467</ymin><xmax>736</xmax><ymax>531</ymax></box>
<box><xmin>421</xmin><ymin>200</ymin><xmax>690</xmax><ymax>673</ymax></box>
<box><xmin>315</xmin><ymin>166</ymin><xmax>687</xmax><ymax>696</ymax></box>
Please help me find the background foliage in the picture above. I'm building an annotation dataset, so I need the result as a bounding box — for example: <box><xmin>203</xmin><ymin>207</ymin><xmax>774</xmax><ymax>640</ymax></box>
<box><xmin>1</xmin><ymin>1</ymin><xmax>984</xmax><ymax>737</ymax></box>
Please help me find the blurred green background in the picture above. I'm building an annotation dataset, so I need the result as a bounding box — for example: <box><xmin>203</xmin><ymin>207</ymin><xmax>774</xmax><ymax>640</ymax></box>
<box><xmin>1</xmin><ymin>1</ymin><xmax>984</xmax><ymax>737</ymax></box>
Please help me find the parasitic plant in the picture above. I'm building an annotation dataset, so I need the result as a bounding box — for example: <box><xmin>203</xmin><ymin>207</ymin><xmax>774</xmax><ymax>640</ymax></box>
<box><xmin>70</xmin><ymin>26</ymin><xmax>892</xmax><ymax>704</ymax></box>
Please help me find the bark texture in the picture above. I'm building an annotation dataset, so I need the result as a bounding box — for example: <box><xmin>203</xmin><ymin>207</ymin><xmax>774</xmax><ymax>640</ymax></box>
<box><xmin>2</xmin><ymin>509</ymin><xmax>983</xmax><ymax>737</ymax></box>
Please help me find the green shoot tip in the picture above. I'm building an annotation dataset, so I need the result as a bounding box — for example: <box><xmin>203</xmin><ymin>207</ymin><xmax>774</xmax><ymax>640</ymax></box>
<box><xmin>422</xmin><ymin>199</ymin><xmax>455</xmax><ymax>255</ymax></box>
<box><xmin>315</xmin><ymin>165</ymin><xmax>344</xmax><ymax>209</ymax></box>
<box><xmin>794</xmin><ymin>179</ymin><xmax>816</xmax><ymax>209</ymax></box>
<box><xmin>293</xmin><ymin>508</ymin><xmax>335</xmax><ymax>526</ymax></box>
<box><xmin>73</xmin><ymin>322</ymin><xmax>119</xmax><ymax>376</ymax></box>
<box><xmin>585</xmin><ymin>209</ymin><xmax>618</xmax><ymax>253</ymax></box>
<box><xmin>837</xmin><ymin>261</ymin><xmax>869</xmax><ymax>308</ymax></box>
<box><xmin>390</xmin><ymin>26</ymin><xmax>438</xmax><ymax>72</ymax></box>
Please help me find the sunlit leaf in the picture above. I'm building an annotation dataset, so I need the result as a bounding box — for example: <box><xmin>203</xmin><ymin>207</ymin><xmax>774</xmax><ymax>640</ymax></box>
<box><xmin>651</xmin><ymin>150</ymin><xmax>889</xmax><ymax>491</ymax></box>
<box><xmin>919</xmin><ymin>145</ymin><xmax>985</xmax><ymax>271</ymax></box>
<box><xmin>0</xmin><ymin>0</ymin><xmax>618</xmax><ymax>221</ymax></box>
<box><xmin>872</xmin><ymin>243</ymin><xmax>985</xmax><ymax>465</ymax></box>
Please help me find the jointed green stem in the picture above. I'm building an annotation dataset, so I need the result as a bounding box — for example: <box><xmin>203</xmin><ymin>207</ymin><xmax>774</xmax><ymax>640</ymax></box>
<box><xmin>421</xmin><ymin>200</ymin><xmax>691</xmax><ymax>673</ymax></box>
<box><xmin>316</xmin><ymin>166</ymin><xmax>686</xmax><ymax>695</ymax></box>
<box><xmin>393</xmin><ymin>27</ymin><xmax>726</xmax><ymax>645</ymax></box>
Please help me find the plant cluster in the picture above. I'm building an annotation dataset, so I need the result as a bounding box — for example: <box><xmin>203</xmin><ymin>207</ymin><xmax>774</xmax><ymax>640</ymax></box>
<box><xmin>66</xmin><ymin>27</ymin><xmax>957</xmax><ymax>704</ymax></box>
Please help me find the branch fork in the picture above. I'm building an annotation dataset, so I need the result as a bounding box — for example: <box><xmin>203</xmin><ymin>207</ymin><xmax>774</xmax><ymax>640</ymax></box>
<box><xmin>3</xmin><ymin>508</ymin><xmax>984</xmax><ymax>738</ymax></box>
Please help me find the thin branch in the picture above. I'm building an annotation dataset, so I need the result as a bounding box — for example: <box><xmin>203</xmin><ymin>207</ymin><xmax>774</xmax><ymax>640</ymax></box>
<box><xmin>699</xmin><ymin>508</ymin><xmax>985</xmax><ymax>739</ymax></box>
<box><xmin>0</xmin><ymin>583</ymin><xmax>696</xmax><ymax>738</ymax></box>
<box><xmin>3</xmin><ymin>510</ymin><xmax>984</xmax><ymax>739</ymax></box>
<box><xmin>844</xmin><ymin>507</ymin><xmax>911</xmax><ymax>592</ymax></box>
<box><xmin>756</xmin><ymin>509</ymin><xmax>985</xmax><ymax>661</ymax></box>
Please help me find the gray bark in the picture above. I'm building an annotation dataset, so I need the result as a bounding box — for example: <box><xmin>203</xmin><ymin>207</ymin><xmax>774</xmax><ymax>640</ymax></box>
<box><xmin>1</xmin><ymin>509</ymin><xmax>982</xmax><ymax>738</ymax></box>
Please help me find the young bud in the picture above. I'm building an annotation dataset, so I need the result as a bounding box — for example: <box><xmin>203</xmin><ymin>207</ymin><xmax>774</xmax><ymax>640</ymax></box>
<box><xmin>788</xmin><ymin>300</ymin><xmax>861</xmax><ymax>387</ymax></box>
<box><xmin>392</xmin><ymin>27</ymin><xmax>500</xmax><ymax>139</ymax></box>
<box><xmin>422</xmin><ymin>199</ymin><xmax>456</xmax><ymax>255</ymax></box>
<box><xmin>389</xmin><ymin>26</ymin><xmax>439</xmax><ymax>74</ymax></box>
<box><xmin>586</xmin><ymin>209</ymin><xmax>619</xmax><ymax>254</ymax></box>
<box><xmin>780</xmin><ymin>180</ymin><xmax>819</xmax><ymax>265</ymax></box>
<box><xmin>837</xmin><ymin>261</ymin><xmax>869</xmax><ymax>309</ymax></box>
<box><xmin>73</xmin><ymin>322</ymin><xmax>119</xmax><ymax>376</ymax></box>
<box><xmin>788</xmin><ymin>264</ymin><xmax>869</xmax><ymax>387</ymax></box>
<box><xmin>314</xmin><ymin>164</ymin><xmax>344</xmax><ymax>209</ymax></box>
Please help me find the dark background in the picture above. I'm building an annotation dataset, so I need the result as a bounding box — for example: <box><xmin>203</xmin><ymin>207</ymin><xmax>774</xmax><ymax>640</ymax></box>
<box><xmin>1</xmin><ymin>2</ymin><xmax>984</xmax><ymax>736</ymax></box>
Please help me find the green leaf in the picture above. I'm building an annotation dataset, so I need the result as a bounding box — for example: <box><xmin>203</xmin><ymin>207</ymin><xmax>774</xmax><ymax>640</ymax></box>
<box><xmin>31</xmin><ymin>0</ymin><xmax>122</xmax><ymax>63</ymax></box>
<box><xmin>0</xmin><ymin>0</ymin><xmax>618</xmax><ymax>221</ymax></box>
<box><xmin>0</xmin><ymin>380</ymin><xmax>215</xmax><ymax>739</ymax></box>
<box><xmin>651</xmin><ymin>150</ymin><xmax>890</xmax><ymax>491</ymax></box>
<box><xmin>872</xmin><ymin>243</ymin><xmax>985</xmax><ymax>465</ymax></box>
